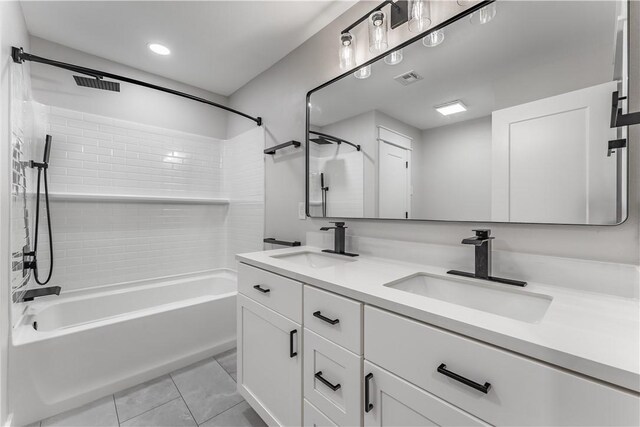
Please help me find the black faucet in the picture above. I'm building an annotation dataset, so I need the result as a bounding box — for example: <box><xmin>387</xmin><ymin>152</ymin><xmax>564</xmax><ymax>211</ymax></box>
<box><xmin>448</xmin><ymin>229</ymin><xmax>527</xmax><ymax>287</ymax></box>
<box><xmin>12</xmin><ymin>286</ymin><xmax>61</xmax><ymax>303</ymax></box>
<box><xmin>320</xmin><ymin>222</ymin><xmax>358</xmax><ymax>257</ymax></box>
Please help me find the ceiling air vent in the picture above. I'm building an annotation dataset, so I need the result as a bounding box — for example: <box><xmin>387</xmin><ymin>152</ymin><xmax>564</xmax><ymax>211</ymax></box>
<box><xmin>394</xmin><ymin>71</ymin><xmax>423</xmax><ymax>86</ymax></box>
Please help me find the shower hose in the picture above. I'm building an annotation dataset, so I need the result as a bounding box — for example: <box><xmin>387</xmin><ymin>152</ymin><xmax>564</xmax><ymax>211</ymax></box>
<box><xmin>32</xmin><ymin>164</ymin><xmax>54</xmax><ymax>285</ymax></box>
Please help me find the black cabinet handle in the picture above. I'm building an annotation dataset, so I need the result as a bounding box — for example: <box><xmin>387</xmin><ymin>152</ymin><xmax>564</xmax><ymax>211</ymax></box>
<box><xmin>314</xmin><ymin>371</ymin><xmax>341</xmax><ymax>391</ymax></box>
<box><xmin>364</xmin><ymin>373</ymin><xmax>374</xmax><ymax>413</ymax></box>
<box><xmin>437</xmin><ymin>363</ymin><xmax>491</xmax><ymax>394</ymax></box>
<box><xmin>289</xmin><ymin>329</ymin><xmax>297</xmax><ymax>358</ymax></box>
<box><xmin>313</xmin><ymin>311</ymin><xmax>340</xmax><ymax>325</ymax></box>
<box><xmin>253</xmin><ymin>285</ymin><xmax>270</xmax><ymax>294</ymax></box>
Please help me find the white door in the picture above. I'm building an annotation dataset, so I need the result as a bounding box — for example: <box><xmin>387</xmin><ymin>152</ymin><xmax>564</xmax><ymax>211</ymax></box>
<box><xmin>378</xmin><ymin>141</ymin><xmax>410</xmax><ymax>219</ymax></box>
<box><xmin>491</xmin><ymin>81</ymin><xmax>618</xmax><ymax>224</ymax></box>
<box><xmin>237</xmin><ymin>294</ymin><xmax>302</xmax><ymax>426</ymax></box>
<box><xmin>363</xmin><ymin>362</ymin><xmax>488</xmax><ymax>427</ymax></box>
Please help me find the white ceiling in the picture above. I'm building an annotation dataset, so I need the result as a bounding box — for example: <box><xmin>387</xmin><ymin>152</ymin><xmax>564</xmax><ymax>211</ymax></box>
<box><xmin>21</xmin><ymin>1</ymin><xmax>356</xmax><ymax>96</ymax></box>
<box><xmin>310</xmin><ymin>1</ymin><xmax>622</xmax><ymax>130</ymax></box>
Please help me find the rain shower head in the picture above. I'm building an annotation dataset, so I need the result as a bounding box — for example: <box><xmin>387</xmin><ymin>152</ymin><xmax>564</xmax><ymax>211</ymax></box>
<box><xmin>310</xmin><ymin>137</ymin><xmax>333</xmax><ymax>145</ymax></box>
<box><xmin>73</xmin><ymin>75</ymin><xmax>120</xmax><ymax>92</ymax></box>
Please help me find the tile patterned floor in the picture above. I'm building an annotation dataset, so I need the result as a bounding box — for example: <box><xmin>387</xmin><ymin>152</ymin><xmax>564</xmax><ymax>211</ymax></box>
<box><xmin>30</xmin><ymin>349</ymin><xmax>266</xmax><ymax>427</ymax></box>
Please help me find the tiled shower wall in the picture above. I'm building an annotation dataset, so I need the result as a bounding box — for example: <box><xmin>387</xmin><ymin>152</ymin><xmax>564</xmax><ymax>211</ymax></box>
<box><xmin>11</xmin><ymin>103</ymin><xmax>264</xmax><ymax>297</ymax></box>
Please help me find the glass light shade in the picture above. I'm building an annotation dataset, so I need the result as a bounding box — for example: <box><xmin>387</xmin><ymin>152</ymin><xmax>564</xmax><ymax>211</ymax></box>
<box><xmin>354</xmin><ymin>65</ymin><xmax>372</xmax><ymax>79</ymax></box>
<box><xmin>339</xmin><ymin>33</ymin><xmax>356</xmax><ymax>71</ymax></box>
<box><xmin>470</xmin><ymin>3</ymin><xmax>497</xmax><ymax>25</ymax></box>
<box><xmin>408</xmin><ymin>0</ymin><xmax>431</xmax><ymax>33</ymax></box>
<box><xmin>422</xmin><ymin>30</ymin><xmax>444</xmax><ymax>47</ymax></box>
<box><xmin>368</xmin><ymin>11</ymin><xmax>388</xmax><ymax>53</ymax></box>
<box><xmin>384</xmin><ymin>49</ymin><xmax>403</xmax><ymax>65</ymax></box>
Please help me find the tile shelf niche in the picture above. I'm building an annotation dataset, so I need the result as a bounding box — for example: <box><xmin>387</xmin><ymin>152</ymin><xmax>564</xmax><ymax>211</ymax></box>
<box><xmin>49</xmin><ymin>192</ymin><xmax>230</xmax><ymax>205</ymax></box>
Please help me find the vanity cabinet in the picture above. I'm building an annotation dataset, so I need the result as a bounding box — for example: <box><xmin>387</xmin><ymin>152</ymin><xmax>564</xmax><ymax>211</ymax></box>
<box><xmin>238</xmin><ymin>262</ymin><xmax>639</xmax><ymax>427</ymax></box>
<box><xmin>236</xmin><ymin>266</ymin><xmax>303</xmax><ymax>426</ymax></box>
<box><xmin>363</xmin><ymin>361</ymin><xmax>487</xmax><ymax>427</ymax></box>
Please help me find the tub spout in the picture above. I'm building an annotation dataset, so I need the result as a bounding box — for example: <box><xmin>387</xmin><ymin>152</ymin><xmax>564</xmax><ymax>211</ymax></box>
<box><xmin>13</xmin><ymin>286</ymin><xmax>61</xmax><ymax>303</ymax></box>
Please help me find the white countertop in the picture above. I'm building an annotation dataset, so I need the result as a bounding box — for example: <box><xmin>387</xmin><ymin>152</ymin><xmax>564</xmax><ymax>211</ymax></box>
<box><xmin>237</xmin><ymin>246</ymin><xmax>640</xmax><ymax>393</ymax></box>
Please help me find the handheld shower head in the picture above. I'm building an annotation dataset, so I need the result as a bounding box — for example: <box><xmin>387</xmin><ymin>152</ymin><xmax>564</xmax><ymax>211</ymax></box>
<box><xmin>43</xmin><ymin>134</ymin><xmax>52</xmax><ymax>164</ymax></box>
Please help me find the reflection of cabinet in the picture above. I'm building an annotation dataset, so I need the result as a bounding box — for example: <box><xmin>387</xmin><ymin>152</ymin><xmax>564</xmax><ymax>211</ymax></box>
<box><xmin>364</xmin><ymin>361</ymin><xmax>486</xmax><ymax>427</ymax></box>
<box><xmin>238</xmin><ymin>263</ymin><xmax>640</xmax><ymax>427</ymax></box>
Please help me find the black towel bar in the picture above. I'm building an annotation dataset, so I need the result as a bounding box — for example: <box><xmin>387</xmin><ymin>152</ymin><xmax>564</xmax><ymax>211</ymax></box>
<box><xmin>264</xmin><ymin>140</ymin><xmax>301</xmax><ymax>155</ymax></box>
<box><xmin>264</xmin><ymin>238</ymin><xmax>301</xmax><ymax>247</ymax></box>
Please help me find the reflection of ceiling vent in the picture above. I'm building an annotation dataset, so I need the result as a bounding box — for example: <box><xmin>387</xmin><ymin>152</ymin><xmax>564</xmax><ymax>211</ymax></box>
<box><xmin>394</xmin><ymin>70</ymin><xmax>423</xmax><ymax>86</ymax></box>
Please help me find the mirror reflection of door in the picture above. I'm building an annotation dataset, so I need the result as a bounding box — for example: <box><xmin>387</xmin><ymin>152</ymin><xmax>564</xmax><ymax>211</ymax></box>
<box><xmin>378</xmin><ymin>127</ymin><xmax>412</xmax><ymax>219</ymax></box>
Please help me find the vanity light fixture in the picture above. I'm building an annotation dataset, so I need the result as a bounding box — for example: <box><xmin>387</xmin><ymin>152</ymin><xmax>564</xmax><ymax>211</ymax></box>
<box><xmin>422</xmin><ymin>29</ymin><xmax>444</xmax><ymax>47</ymax></box>
<box><xmin>408</xmin><ymin>0</ymin><xmax>431</xmax><ymax>33</ymax></box>
<box><xmin>384</xmin><ymin>49</ymin><xmax>403</xmax><ymax>65</ymax></box>
<box><xmin>435</xmin><ymin>100</ymin><xmax>467</xmax><ymax>116</ymax></box>
<box><xmin>148</xmin><ymin>43</ymin><xmax>170</xmax><ymax>56</ymax></box>
<box><xmin>339</xmin><ymin>33</ymin><xmax>356</xmax><ymax>71</ymax></box>
<box><xmin>470</xmin><ymin>3</ymin><xmax>497</xmax><ymax>25</ymax></box>
<box><xmin>354</xmin><ymin>65</ymin><xmax>372</xmax><ymax>79</ymax></box>
<box><xmin>368</xmin><ymin>11</ymin><xmax>389</xmax><ymax>53</ymax></box>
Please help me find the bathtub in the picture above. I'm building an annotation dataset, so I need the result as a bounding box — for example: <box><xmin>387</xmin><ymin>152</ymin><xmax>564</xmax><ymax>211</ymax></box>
<box><xmin>9</xmin><ymin>270</ymin><xmax>237</xmax><ymax>426</ymax></box>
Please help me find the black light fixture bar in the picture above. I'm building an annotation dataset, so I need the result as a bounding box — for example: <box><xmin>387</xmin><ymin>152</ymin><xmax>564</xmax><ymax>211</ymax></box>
<box><xmin>342</xmin><ymin>0</ymin><xmax>409</xmax><ymax>34</ymax></box>
<box><xmin>11</xmin><ymin>47</ymin><xmax>262</xmax><ymax>126</ymax></box>
<box><xmin>309</xmin><ymin>130</ymin><xmax>361</xmax><ymax>151</ymax></box>
<box><xmin>264</xmin><ymin>238</ymin><xmax>302</xmax><ymax>247</ymax></box>
<box><xmin>264</xmin><ymin>140</ymin><xmax>301</xmax><ymax>155</ymax></box>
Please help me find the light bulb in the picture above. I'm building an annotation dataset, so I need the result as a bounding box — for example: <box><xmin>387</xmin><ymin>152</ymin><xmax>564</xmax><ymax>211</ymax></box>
<box><xmin>470</xmin><ymin>3</ymin><xmax>497</xmax><ymax>25</ymax></box>
<box><xmin>368</xmin><ymin>11</ymin><xmax>388</xmax><ymax>53</ymax></box>
<box><xmin>384</xmin><ymin>49</ymin><xmax>403</xmax><ymax>65</ymax></box>
<box><xmin>422</xmin><ymin>30</ymin><xmax>444</xmax><ymax>47</ymax></box>
<box><xmin>354</xmin><ymin>65</ymin><xmax>372</xmax><ymax>79</ymax></box>
<box><xmin>408</xmin><ymin>0</ymin><xmax>431</xmax><ymax>33</ymax></box>
<box><xmin>339</xmin><ymin>33</ymin><xmax>355</xmax><ymax>71</ymax></box>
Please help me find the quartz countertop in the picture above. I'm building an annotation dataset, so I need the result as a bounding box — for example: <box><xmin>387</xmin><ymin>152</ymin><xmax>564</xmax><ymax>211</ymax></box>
<box><xmin>237</xmin><ymin>246</ymin><xmax>640</xmax><ymax>393</ymax></box>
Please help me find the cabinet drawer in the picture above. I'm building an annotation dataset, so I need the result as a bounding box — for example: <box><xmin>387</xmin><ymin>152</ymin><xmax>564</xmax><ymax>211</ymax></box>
<box><xmin>303</xmin><ymin>399</ymin><xmax>337</xmax><ymax>427</ymax></box>
<box><xmin>364</xmin><ymin>361</ymin><xmax>488</xmax><ymax>427</ymax></box>
<box><xmin>238</xmin><ymin>263</ymin><xmax>302</xmax><ymax>323</ymax></box>
<box><xmin>304</xmin><ymin>285</ymin><xmax>363</xmax><ymax>354</ymax></box>
<box><xmin>304</xmin><ymin>329</ymin><xmax>362</xmax><ymax>427</ymax></box>
<box><xmin>365</xmin><ymin>306</ymin><xmax>640</xmax><ymax>426</ymax></box>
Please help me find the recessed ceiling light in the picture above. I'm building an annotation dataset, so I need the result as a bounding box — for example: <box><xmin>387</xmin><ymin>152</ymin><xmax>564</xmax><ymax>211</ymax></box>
<box><xmin>435</xmin><ymin>100</ymin><xmax>467</xmax><ymax>116</ymax></box>
<box><xmin>148</xmin><ymin>43</ymin><xmax>170</xmax><ymax>56</ymax></box>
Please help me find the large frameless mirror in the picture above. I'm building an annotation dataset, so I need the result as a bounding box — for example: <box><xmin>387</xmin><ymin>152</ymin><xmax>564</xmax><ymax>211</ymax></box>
<box><xmin>306</xmin><ymin>0</ymin><xmax>630</xmax><ymax>225</ymax></box>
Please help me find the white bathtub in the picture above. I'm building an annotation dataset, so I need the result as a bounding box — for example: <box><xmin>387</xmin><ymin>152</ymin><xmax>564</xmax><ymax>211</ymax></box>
<box><xmin>9</xmin><ymin>270</ymin><xmax>237</xmax><ymax>426</ymax></box>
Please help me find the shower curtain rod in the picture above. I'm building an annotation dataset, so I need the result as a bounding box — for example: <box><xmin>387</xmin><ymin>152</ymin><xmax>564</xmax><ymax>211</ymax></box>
<box><xmin>11</xmin><ymin>47</ymin><xmax>262</xmax><ymax>126</ymax></box>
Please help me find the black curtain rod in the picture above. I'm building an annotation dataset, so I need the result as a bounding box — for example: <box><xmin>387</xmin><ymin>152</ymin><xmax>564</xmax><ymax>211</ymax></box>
<box><xmin>11</xmin><ymin>47</ymin><xmax>262</xmax><ymax>126</ymax></box>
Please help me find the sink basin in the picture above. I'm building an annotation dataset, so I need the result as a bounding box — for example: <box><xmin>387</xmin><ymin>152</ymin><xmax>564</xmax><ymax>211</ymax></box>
<box><xmin>271</xmin><ymin>251</ymin><xmax>357</xmax><ymax>269</ymax></box>
<box><xmin>385</xmin><ymin>273</ymin><xmax>552</xmax><ymax>323</ymax></box>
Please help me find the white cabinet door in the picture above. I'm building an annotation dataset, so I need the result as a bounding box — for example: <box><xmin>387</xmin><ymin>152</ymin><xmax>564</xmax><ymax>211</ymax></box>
<box><xmin>237</xmin><ymin>294</ymin><xmax>301</xmax><ymax>426</ymax></box>
<box><xmin>363</xmin><ymin>362</ymin><xmax>488</xmax><ymax>427</ymax></box>
<box><xmin>491</xmin><ymin>81</ymin><xmax>618</xmax><ymax>224</ymax></box>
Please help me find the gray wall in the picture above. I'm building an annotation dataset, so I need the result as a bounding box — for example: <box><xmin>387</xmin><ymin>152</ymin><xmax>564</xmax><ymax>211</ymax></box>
<box><xmin>29</xmin><ymin>37</ymin><xmax>229</xmax><ymax>139</ymax></box>
<box><xmin>227</xmin><ymin>1</ymin><xmax>640</xmax><ymax>265</ymax></box>
<box><xmin>415</xmin><ymin>116</ymin><xmax>492</xmax><ymax>221</ymax></box>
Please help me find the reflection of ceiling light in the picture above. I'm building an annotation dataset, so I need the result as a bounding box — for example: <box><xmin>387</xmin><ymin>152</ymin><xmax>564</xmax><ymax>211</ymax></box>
<box><xmin>354</xmin><ymin>65</ymin><xmax>372</xmax><ymax>79</ymax></box>
<box><xmin>422</xmin><ymin>30</ymin><xmax>444</xmax><ymax>47</ymax></box>
<box><xmin>384</xmin><ymin>49</ymin><xmax>403</xmax><ymax>65</ymax></box>
<box><xmin>470</xmin><ymin>3</ymin><xmax>497</xmax><ymax>25</ymax></box>
<box><xmin>435</xmin><ymin>100</ymin><xmax>467</xmax><ymax>116</ymax></box>
<box><xmin>148</xmin><ymin>43</ymin><xmax>170</xmax><ymax>55</ymax></box>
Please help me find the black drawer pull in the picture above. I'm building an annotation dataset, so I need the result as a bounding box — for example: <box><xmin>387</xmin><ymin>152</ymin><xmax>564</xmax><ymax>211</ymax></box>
<box><xmin>289</xmin><ymin>329</ymin><xmax>297</xmax><ymax>357</ymax></box>
<box><xmin>315</xmin><ymin>371</ymin><xmax>341</xmax><ymax>391</ymax></box>
<box><xmin>313</xmin><ymin>311</ymin><xmax>340</xmax><ymax>325</ymax></box>
<box><xmin>364</xmin><ymin>373</ymin><xmax>374</xmax><ymax>412</ymax></box>
<box><xmin>253</xmin><ymin>285</ymin><xmax>270</xmax><ymax>294</ymax></box>
<box><xmin>437</xmin><ymin>363</ymin><xmax>491</xmax><ymax>394</ymax></box>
